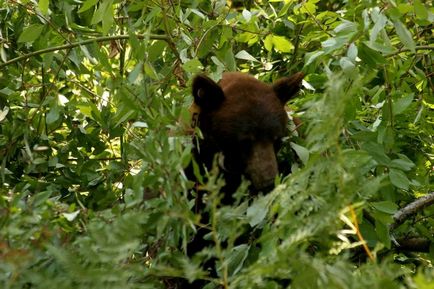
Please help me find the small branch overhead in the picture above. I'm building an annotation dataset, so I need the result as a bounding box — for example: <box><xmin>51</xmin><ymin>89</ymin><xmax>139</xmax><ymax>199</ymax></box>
<box><xmin>0</xmin><ymin>34</ymin><xmax>169</xmax><ymax>69</ymax></box>
<box><xmin>390</xmin><ymin>192</ymin><xmax>434</xmax><ymax>231</ymax></box>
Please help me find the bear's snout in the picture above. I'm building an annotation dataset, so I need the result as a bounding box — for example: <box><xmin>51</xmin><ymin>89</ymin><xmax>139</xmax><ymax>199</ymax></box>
<box><xmin>246</xmin><ymin>142</ymin><xmax>278</xmax><ymax>191</ymax></box>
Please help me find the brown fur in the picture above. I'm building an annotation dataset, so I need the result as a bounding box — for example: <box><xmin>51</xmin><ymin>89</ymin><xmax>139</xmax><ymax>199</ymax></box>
<box><xmin>192</xmin><ymin>71</ymin><xmax>303</xmax><ymax>196</ymax></box>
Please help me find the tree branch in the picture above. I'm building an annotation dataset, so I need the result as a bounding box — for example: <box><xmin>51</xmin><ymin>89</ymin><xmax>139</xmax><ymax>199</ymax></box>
<box><xmin>0</xmin><ymin>34</ymin><xmax>169</xmax><ymax>69</ymax></box>
<box><xmin>390</xmin><ymin>192</ymin><xmax>434</xmax><ymax>231</ymax></box>
<box><xmin>385</xmin><ymin>45</ymin><xmax>434</xmax><ymax>58</ymax></box>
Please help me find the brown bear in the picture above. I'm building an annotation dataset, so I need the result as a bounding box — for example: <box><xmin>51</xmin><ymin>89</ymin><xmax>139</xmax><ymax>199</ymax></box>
<box><xmin>191</xmin><ymin>71</ymin><xmax>304</xmax><ymax>200</ymax></box>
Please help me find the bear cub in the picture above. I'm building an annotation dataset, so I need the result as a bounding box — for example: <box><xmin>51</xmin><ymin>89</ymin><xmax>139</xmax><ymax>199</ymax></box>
<box><xmin>191</xmin><ymin>71</ymin><xmax>304</xmax><ymax>200</ymax></box>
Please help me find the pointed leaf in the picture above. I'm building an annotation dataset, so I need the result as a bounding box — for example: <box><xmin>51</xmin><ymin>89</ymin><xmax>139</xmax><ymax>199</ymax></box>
<box><xmin>18</xmin><ymin>24</ymin><xmax>44</xmax><ymax>43</ymax></box>
<box><xmin>393</xmin><ymin>21</ymin><xmax>415</xmax><ymax>52</ymax></box>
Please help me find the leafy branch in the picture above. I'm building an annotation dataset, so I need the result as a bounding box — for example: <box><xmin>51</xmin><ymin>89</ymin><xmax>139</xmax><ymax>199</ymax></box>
<box><xmin>0</xmin><ymin>34</ymin><xmax>169</xmax><ymax>68</ymax></box>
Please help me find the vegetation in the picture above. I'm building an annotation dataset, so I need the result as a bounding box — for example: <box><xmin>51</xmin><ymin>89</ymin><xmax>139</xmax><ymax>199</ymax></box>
<box><xmin>0</xmin><ymin>0</ymin><xmax>433</xmax><ymax>288</ymax></box>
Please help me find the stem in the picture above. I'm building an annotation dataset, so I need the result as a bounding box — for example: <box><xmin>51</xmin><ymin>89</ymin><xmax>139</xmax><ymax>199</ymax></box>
<box><xmin>0</xmin><ymin>34</ymin><xmax>169</xmax><ymax>69</ymax></box>
<box><xmin>385</xmin><ymin>45</ymin><xmax>434</xmax><ymax>58</ymax></box>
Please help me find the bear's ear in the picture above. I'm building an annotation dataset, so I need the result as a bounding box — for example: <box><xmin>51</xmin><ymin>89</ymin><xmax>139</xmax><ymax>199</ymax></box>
<box><xmin>192</xmin><ymin>74</ymin><xmax>225</xmax><ymax>111</ymax></box>
<box><xmin>273</xmin><ymin>72</ymin><xmax>304</xmax><ymax>104</ymax></box>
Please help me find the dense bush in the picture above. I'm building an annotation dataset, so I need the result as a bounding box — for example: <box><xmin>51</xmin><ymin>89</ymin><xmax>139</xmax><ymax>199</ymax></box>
<box><xmin>0</xmin><ymin>0</ymin><xmax>433</xmax><ymax>288</ymax></box>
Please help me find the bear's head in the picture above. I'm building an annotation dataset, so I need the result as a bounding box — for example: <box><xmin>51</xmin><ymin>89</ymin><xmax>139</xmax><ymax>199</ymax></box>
<box><xmin>192</xmin><ymin>72</ymin><xmax>303</xmax><ymax>194</ymax></box>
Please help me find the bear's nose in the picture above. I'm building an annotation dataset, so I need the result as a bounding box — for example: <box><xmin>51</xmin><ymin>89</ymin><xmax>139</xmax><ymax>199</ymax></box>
<box><xmin>246</xmin><ymin>142</ymin><xmax>278</xmax><ymax>192</ymax></box>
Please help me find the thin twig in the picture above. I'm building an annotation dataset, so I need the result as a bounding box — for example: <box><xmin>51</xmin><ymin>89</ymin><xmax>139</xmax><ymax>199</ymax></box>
<box><xmin>385</xmin><ymin>45</ymin><xmax>434</xmax><ymax>58</ymax></box>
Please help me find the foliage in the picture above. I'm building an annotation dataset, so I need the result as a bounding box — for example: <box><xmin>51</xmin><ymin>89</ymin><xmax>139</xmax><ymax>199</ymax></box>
<box><xmin>0</xmin><ymin>0</ymin><xmax>433</xmax><ymax>288</ymax></box>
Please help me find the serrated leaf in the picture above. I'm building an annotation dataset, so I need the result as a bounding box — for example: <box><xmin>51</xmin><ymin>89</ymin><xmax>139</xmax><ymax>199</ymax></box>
<box><xmin>79</xmin><ymin>0</ymin><xmax>99</xmax><ymax>13</ymax></box>
<box><xmin>392</xmin><ymin>94</ymin><xmax>413</xmax><ymax>115</ymax></box>
<box><xmin>18</xmin><ymin>24</ymin><xmax>44</xmax><ymax>43</ymax></box>
<box><xmin>234</xmin><ymin>50</ymin><xmax>259</xmax><ymax>62</ymax></box>
<box><xmin>290</xmin><ymin>142</ymin><xmax>309</xmax><ymax>165</ymax></box>
<box><xmin>389</xmin><ymin>168</ymin><xmax>410</xmax><ymax>190</ymax></box>
<box><xmin>393</xmin><ymin>21</ymin><xmax>415</xmax><ymax>52</ymax></box>
<box><xmin>371</xmin><ymin>201</ymin><xmax>398</xmax><ymax>214</ymax></box>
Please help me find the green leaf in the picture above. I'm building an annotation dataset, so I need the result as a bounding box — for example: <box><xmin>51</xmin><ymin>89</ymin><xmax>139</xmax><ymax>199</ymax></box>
<box><xmin>101</xmin><ymin>1</ymin><xmax>114</xmax><ymax>35</ymax></box>
<box><xmin>247</xmin><ymin>194</ymin><xmax>273</xmax><ymax>226</ymax></box>
<box><xmin>264</xmin><ymin>34</ymin><xmax>273</xmax><ymax>52</ymax></box>
<box><xmin>128</xmin><ymin>62</ymin><xmax>143</xmax><ymax>83</ymax></box>
<box><xmin>389</xmin><ymin>168</ymin><xmax>410</xmax><ymax>190</ymax></box>
<box><xmin>358</xmin><ymin>42</ymin><xmax>386</xmax><ymax>67</ymax></box>
<box><xmin>375</xmin><ymin>219</ymin><xmax>391</xmax><ymax>248</ymax></box>
<box><xmin>392</xmin><ymin>93</ymin><xmax>413</xmax><ymax>115</ymax></box>
<box><xmin>371</xmin><ymin>201</ymin><xmax>398</xmax><ymax>214</ymax></box>
<box><xmin>290</xmin><ymin>142</ymin><xmax>309</xmax><ymax>165</ymax></box>
<box><xmin>347</xmin><ymin>43</ymin><xmax>358</xmax><ymax>60</ymax></box>
<box><xmin>46</xmin><ymin>105</ymin><xmax>60</xmax><ymax>124</ymax></box>
<box><xmin>414</xmin><ymin>0</ymin><xmax>428</xmax><ymax>20</ymax></box>
<box><xmin>182</xmin><ymin>58</ymin><xmax>203</xmax><ymax>73</ymax></box>
<box><xmin>225</xmin><ymin>244</ymin><xmax>250</xmax><ymax>276</ymax></box>
<box><xmin>393</xmin><ymin>21</ymin><xmax>415</xmax><ymax>52</ymax></box>
<box><xmin>79</xmin><ymin>0</ymin><xmax>99</xmax><ymax>13</ymax></box>
<box><xmin>272</xmin><ymin>35</ymin><xmax>294</xmax><ymax>53</ymax></box>
<box><xmin>18</xmin><ymin>24</ymin><xmax>44</xmax><ymax>43</ymax></box>
<box><xmin>305</xmin><ymin>51</ymin><xmax>324</xmax><ymax>66</ymax></box>
<box><xmin>362</xmin><ymin>142</ymin><xmax>391</xmax><ymax>165</ymax></box>
<box><xmin>38</xmin><ymin>0</ymin><xmax>49</xmax><ymax>15</ymax></box>
<box><xmin>390</xmin><ymin>158</ymin><xmax>415</xmax><ymax>171</ymax></box>
<box><xmin>369</xmin><ymin>11</ymin><xmax>387</xmax><ymax>44</ymax></box>
<box><xmin>339</xmin><ymin>57</ymin><xmax>355</xmax><ymax>72</ymax></box>
<box><xmin>234</xmin><ymin>50</ymin><xmax>259</xmax><ymax>62</ymax></box>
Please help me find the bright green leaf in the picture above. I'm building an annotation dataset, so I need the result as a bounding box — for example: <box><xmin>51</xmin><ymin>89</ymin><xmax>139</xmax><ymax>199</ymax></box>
<box><xmin>182</xmin><ymin>58</ymin><xmax>203</xmax><ymax>73</ymax></box>
<box><xmin>18</xmin><ymin>24</ymin><xmax>44</xmax><ymax>43</ymax></box>
<box><xmin>38</xmin><ymin>0</ymin><xmax>49</xmax><ymax>15</ymax></box>
<box><xmin>79</xmin><ymin>0</ymin><xmax>99</xmax><ymax>13</ymax></box>
<box><xmin>272</xmin><ymin>35</ymin><xmax>294</xmax><ymax>53</ymax></box>
<box><xmin>264</xmin><ymin>34</ymin><xmax>273</xmax><ymax>52</ymax></box>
